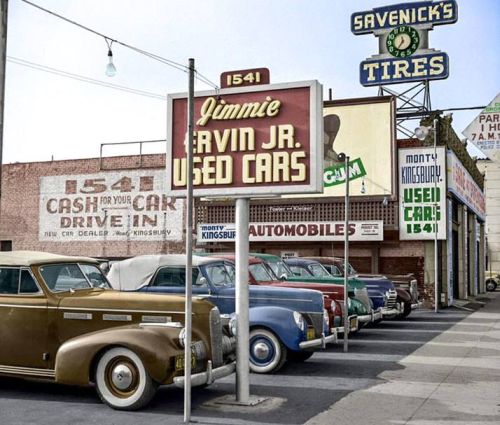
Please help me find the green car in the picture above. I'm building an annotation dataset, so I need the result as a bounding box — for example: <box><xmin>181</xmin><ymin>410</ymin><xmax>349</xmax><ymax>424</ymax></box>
<box><xmin>251</xmin><ymin>253</ymin><xmax>375</xmax><ymax>326</ymax></box>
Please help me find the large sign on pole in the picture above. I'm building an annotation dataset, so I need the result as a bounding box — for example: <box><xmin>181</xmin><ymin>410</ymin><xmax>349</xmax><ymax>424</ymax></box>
<box><xmin>166</xmin><ymin>81</ymin><xmax>323</xmax><ymax>197</ymax></box>
<box><xmin>352</xmin><ymin>0</ymin><xmax>457</xmax><ymax>86</ymax></box>
<box><xmin>462</xmin><ymin>93</ymin><xmax>500</xmax><ymax>158</ymax></box>
<box><xmin>399</xmin><ymin>147</ymin><xmax>446</xmax><ymax>240</ymax></box>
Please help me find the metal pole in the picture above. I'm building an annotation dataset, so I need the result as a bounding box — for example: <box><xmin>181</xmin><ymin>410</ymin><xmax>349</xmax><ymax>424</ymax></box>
<box><xmin>433</xmin><ymin>118</ymin><xmax>438</xmax><ymax>314</ymax></box>
<box><xmin>235</xmin><ymin>197</ymin><xmax>250</xmax><ymax>403</ymax></box>
<box><xmin>183</xmin><ymin>57</ymin><xmax>195</xmax><ymax>424</ymax></box>
<box><xmin>0</xmin><ymin>0</ymin><xmax>9</xmax><ymax>200</ymax></box>
<box><xmin>343</xmin><ymin>155</ymin><xmax>350</xmax><ymax>353</ymax></box>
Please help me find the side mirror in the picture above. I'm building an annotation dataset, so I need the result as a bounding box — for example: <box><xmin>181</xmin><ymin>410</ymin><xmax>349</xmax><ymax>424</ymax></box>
<box><xmin>280</xmin><ymin>273</ymin><xmax>288</xmax><ymax>281</ymax></box>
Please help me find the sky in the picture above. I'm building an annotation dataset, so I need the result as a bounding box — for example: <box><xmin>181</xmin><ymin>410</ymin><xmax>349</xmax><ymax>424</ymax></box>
<box><xmin>4</xmin><ymin>0</ymin><xmax>500</xmax><ymax>163</ymax></box>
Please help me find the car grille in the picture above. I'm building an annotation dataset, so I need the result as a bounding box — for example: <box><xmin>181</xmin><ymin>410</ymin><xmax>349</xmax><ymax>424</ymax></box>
<box><xmin>386</xmin><ymin>289</ymin><xmax>398</xmax><ymax>308</ymax></box>
<box><xmin>410</xmin><ymin>280</ymin><xmax>418</xmax><ymax>303</ymax></box>
<box><xmin>209</xmin><ymin>307</ymin><xmax>223</xmax><ymax>367</ymax></box>
<box><xmin>305</xmin><ymin>312</ymin><xmax>324</xmax><ymax>337</ymax></box>
<box><xmin>354</xmin><ymin>288</ymin><xmax>372</xmax><ymax>313</ymax></box>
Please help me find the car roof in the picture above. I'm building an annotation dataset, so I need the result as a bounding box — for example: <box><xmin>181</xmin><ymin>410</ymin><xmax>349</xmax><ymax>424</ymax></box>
<box><xmin>303</xmin><ymin>256</ymin><xmax>343</xmax><ymax>265</ymax></box>
<box><xmin>283</xmin><ymin>257</ymin><xmax>319</xmax><ymax>265</ymax></box>
<box><xmin>203</xmin><ymin>253</ymin><xmax>262</xmax><ymax>265</ymax></box>
<box><xmin>107</xmin><ymin>254</ymin><xmax>225</xmax><ymax>291</ymax></box>
<box><xmin>0</xmin><ymin>250</ymin><xmax>99</xmax><ymax>267</ymax></box>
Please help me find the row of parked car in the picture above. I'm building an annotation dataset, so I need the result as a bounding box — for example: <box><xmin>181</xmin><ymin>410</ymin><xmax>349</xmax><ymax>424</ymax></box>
<box><xmin>0</xmin><ymin>250</ymin><xmax>420</xmax><ymax>411</ymax></box>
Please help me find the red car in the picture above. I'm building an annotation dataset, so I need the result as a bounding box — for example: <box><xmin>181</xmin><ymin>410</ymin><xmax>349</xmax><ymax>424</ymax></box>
<box><xmin>206</xmin><ymin>253</ymin><xmax>358</xmax><ymax>339</ymax></box>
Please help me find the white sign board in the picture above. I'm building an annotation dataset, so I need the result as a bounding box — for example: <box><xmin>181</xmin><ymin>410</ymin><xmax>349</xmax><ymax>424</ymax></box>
<box><xmin>39</xmin><ymin>170</ymin><xmax>183</xmax><ymax>242</ymax></box>
<box><xmin>463</xmin><ymin>93</ymin><xmax>500</xmax><ymax>157</ymax></box>
<box><xmin>399</xmin><ymin>147</ymin><xmax>447</xmax><ymax>240</ymax></box>
<box><xmin>198</xmin><ymin>221</ymin><xmax>383</xmax><ymax>243</ymax></box>
<box><xmin>447</xmin><ymin>150</ymin><xmax>486</xmax><ymax>220</ymax></box>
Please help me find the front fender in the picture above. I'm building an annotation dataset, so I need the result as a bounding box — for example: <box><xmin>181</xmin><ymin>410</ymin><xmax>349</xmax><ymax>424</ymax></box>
<box><xmin>396</xmin><ymin>287</ymin><xmax>412</xmax><ymax>303</ymax></box>
<box><xmin>248</xmin><ymin>306</ymin><xmax>305</xmax><ymax>351</ymax></box>
<box><xmin>55</xmin><ymin>325</ymin><xmax>184</xmax><ymax>386</ymax></box>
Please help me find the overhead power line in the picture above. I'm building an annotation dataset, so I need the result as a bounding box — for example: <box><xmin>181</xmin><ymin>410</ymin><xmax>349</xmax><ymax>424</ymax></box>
<box><xmin>19</xmin><ymin>0</ymin><xmax>220</xmax><ymax>90</ymax></box>
<box><xmin>7</xmin><ymin>56</ymin><xmax>167</xmax><ymax>100</ymax></box>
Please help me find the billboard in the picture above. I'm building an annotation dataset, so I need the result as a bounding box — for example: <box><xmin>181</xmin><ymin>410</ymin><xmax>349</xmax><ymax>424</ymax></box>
<box><xmin>39</xmin><ymin>170</ymin><xmax>183</xmax><ymax>242</ymax></box>
<box><xmin>291</xmin><ymin>96</ymin><xmax>395</xmax><ymax>198</ymax></box>
<box><xmin>166</xmin><ymin>81</ymin><xmax>323</xmax><ymax>197</ymax></box>
<box><xmin>399</xmin><ymin>146</ymin><xmax>447</xmax><ymax>240</ymax></box>
<box><xmin>197</xmin><ymin>221</ymin><xmax>383</xmax><ymax>243</ymax></box>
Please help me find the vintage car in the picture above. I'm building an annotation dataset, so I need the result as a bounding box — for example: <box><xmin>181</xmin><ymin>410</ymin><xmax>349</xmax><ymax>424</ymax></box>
<box><xmin>282</xmin><ymin>257</ymin><xmax>383</xmax><ymax>325</ymax></box>
<box><xmin>304</xmin><ymin>257</ymin><xmax>402</xmax><ymax>319</ymax></box>
<box><xmin>250</xmin><ymin>252</ymin><xmax>370</xmax><ymax>328</ymax></box>
<box><xmin>312</xmin><ymin>256</ymin><xmax>420</xmax><ymax>318</ymax></box>
<box><xmin>108</xmin><ymin>254</ymin><xmax>334</xmax><ymax>373</ymax></box>
<box><xmin>486</xmin><ymin>270</ymin><xmax>499</xmax><ymax>292</ymax></box>
<box><xmin>202</xmin><ymin>253</ymin><xmax>358</xmax><ymax>335</ymax></box>
<box><xmin>0</xmin><ymin>251</ymin><xmax>236</xmax><ymax>410</ymax></box>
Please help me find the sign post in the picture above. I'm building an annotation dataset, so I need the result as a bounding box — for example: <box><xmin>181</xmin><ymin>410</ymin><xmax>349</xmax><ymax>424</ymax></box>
<box><xmin>166</xmin><ymin>77</ymin><xmax>323</xmax><ymax>406</ymax></box>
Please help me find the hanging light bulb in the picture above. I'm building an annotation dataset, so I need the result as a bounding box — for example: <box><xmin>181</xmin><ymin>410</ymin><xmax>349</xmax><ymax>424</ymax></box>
<box><xmin>105</xmin><ymin>48</ymin><xmax>117</xmax><ymax>77</ymax></box>
<box><xmin>360</xmin><ymin>179</ymin><xmax>366</xmax><ymax>194</ymax></box>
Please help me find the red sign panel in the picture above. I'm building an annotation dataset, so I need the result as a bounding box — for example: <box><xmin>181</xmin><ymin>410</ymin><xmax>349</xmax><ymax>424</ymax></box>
<box><xmin>166</xmin><ymin>81</ymin><xmax>323</xmax><ymax>197</ymax></box>
<box><xmin>220</xmin><ymin>68</ymin><xmax>270</xmax><ymax>89</ymax></box>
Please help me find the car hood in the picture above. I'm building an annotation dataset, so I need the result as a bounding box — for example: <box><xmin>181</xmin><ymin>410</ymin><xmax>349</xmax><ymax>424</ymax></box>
<box><xmin>56</xmin><ymin>289</ymin><xmax>213</xmax><ymax>320</ymax></box>
<box><xmin>246</xmin><ymin>285</ymin><xmax>324</xmax><ymax>313</ymax></box>
<box><xmin>354</xmin><ymin>275</ymin><xmax>395</xmax><ymax>292</ymax></box>
<box><xmin>255</xmin><ymin>280</ymin><xmax>345</xmax><ymax>300</ymax></box>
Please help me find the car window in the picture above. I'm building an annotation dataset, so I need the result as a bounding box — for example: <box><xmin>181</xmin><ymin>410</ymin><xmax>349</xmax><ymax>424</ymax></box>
<box><xmin>289</xmin><ymin>265</ymin><xmax>311</xmax><ymax>277</ymax></box>
<box><xmin>40</xmin><ymin>264</ymin><xmax>92</xmax><ymax>292</ymax></box>
<box><xmin>152</xmin><ymin>267</ymin><xmax>200</xmax><ymax>287</ymax></box>
<box><xmin>19</xmin><ymin>270</ymin><xmax>41</xmax><ymax>294</ymax></box>
<box><xmin>327</xmin><ymin>264</ymin><xmax>342</xmax><ymax>276</ymax></box>
<box><xmin>204</xmin><ymin>263</ymin><xmax>234</xmax><ymax>287</ymax></box>
<box><xmin>79</xmin><ymin>264</ymin><xmax>110</xmax><ymax>288</ymax></box>
<box><xmin>309</xmin><ymin>263</ymin><xmax>331</xmax><ymax>277</ymax></box>
<box><xmin>269</xmin><ymin>260</ymin><xmax>293</xmax><ymax>278</ymax></box>
<box><xmin>0</xmin><ymin>268</ymin><xmax>20</xmax><ymax>294</ymax></box>
<box><xmin>249</xmin><ymin>263</ymin><xmax>275</xmax><ymax>282</ymax></box>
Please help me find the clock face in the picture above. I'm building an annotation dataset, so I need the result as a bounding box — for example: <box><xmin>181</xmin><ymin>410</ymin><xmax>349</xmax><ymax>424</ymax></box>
<box><xmin>386</xmin><ymin>26</ymin><xmax>420</xmax><ymax>58</ymax></box>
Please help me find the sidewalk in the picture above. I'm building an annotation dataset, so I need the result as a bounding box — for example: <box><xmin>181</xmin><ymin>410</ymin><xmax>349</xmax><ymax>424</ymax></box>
<box><xmin>306</xmin><ymin>291</ymin><xmax>500</xmax><ymax>425</ymax></box>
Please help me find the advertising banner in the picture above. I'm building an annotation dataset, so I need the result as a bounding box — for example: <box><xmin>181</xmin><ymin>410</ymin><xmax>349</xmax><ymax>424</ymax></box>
<box><xmin>462</xmin><ymin>93</ymin><xmax>500</xmax><ymax>158</ymax></box>
<box><xmin>197</xmin><ymin>221</ymin><xmax>384</xmax><ymax>243</ymax></box>
<box><xmin>289</xmin><ymin>97</ymin><xmax>395</xmax><ymax>198</ymax></box>
<box><xmin>166</xmin><ymin>80</ymin><xmax>323</xmax><ymax>197</ymax></box>
<box><xmin>399</xmin><ymin>147</ymin><xmax>446</xmax><ymax>240</ymax></box>
<box><xmin>447</xmin><ymin>150</ymin><xmax>486</xmax><ymax>220</ymax></box>
<box><xmin>39</xmin><ymin>170</ymin><xmax>183</xmax><ymax>242</ymax></box>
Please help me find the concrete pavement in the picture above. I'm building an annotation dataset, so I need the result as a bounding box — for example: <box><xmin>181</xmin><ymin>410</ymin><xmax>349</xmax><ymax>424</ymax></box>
<box><xmin>306</xmin><ymin>291</ymin><xmax>500</xmax><ymax>425</ymax></box>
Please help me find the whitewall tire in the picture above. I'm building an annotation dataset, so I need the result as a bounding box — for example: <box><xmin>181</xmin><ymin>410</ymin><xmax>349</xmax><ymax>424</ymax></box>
<box><xmin>249</xmin><ymin>328</ymin><xmax>287</xmax><ymax>374</ymax></box>
<box><xmin>95</xmin><ymin>347</ymin><xmax>157</xmax><ymax>410</ymax></box>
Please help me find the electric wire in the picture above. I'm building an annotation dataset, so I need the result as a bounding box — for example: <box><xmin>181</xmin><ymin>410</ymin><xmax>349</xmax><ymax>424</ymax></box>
<box><xmin>19</xmin><ymin>0</ymin><xmax>220</xmax><ymax>90</ymax></box>
<box><xmin>8</xmin><ymin>56</ymin><xmax>167</xmax><ymax>100</ymax></box>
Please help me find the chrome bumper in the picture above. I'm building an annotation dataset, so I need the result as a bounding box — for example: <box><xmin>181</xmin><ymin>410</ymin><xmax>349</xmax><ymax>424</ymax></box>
<box><xmin>411</xmin><ymin>301</ymin><xmax>422</xmax><ymax>310</ymax></box>
<box><xmin>382</xmin><ymin>305</ymin><xmax>401</xmax><ymax>318</ymax></box>
<box><xmin>299</xmin><ymin>329</ymin><xmax>338</xmax><ymax>349</ymax></box>
<box><xmin>336</xmin><ymin>315</ymin><xmax>359</xmax><ymax>333</ymax></box>
<box><xmin>174</xmin><ymin>360</ymin><xmax>236</xmax><ymax>388</ymax></box>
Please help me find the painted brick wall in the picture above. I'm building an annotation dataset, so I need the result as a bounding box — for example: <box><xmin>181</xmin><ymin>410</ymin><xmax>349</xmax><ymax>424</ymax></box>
<box><xmin>0</xmin><ymin>154</ymin><xmax>185</xmax><ymax>258</ymax></box>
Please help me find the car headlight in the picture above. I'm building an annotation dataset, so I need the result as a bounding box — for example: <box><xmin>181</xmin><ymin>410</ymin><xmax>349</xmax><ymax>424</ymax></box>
<box><xmin>323</xmin><ymin>309</ymin><xmax>330</xmax><ymax>327</ymax></box>
<box><xmin>178</xmin><ymin>327</ymin><xmax>187</xmax><ymax>348</ymax></box>
<box><xmin>330</xmin><ymin>301</ymin><xmax>337</xmax><ymax>313</ymax></box>
<box><xmin>229</xmin><ymin>316</ymin><xmax>237</xmax><ymax>336</ymax></box>
<box><xmin>293</xmin><ymin>311</ymin><xmax>305</xmax><ymax>331</ymax></box>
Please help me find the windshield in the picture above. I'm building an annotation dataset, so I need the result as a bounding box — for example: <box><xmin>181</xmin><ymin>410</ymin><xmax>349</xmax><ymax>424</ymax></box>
<box><xmin>324</xmin><ymin>264</ymin><xmax>343</xmax><ymax>276</ymax></box>
<box><xmin>40</xmin><ymin>263</ymin><xmax>110</xmax><ymax>292</ymax></box>
<box><xmin>267</xmin><ymin>259</ymin><xmax>294</xmax><ymax>279</ymax></box>
<box><xmin>308</xmin><ymin>263</ymin><xmax>332</xmax><ymax>277</ymax></box>
<box><xmin>248</xmin><ymin>263</ymin><xmax>275</xmax><ymax>282</ymax></box>
<box><xmin>203</xmin><ymin>263</ymin><xmax>235</xmax><ymax>287</ymax></box>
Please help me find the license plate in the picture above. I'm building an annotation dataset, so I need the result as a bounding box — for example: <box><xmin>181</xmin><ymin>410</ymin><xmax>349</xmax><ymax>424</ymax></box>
<box><xmin>307</xmin><ymin>328</ymin><xmax>315</xmax><ymax>340</ymax></box>
<box><xmin>349</xmin><ymin>317</ymin><xmax>358</xmax><ymax>331</ymax></box>
<box><xmin>175</xmin><ymin>351</ymin><xmax>196</xmax><ymax>371</ymax></box>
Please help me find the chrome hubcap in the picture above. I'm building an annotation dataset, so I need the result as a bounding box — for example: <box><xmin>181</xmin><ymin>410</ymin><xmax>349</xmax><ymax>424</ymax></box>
<box><xmin>253</xmin><ymin>342</ymin><xmax>271</xmax><ymax>360</ymax></box>
<box><xmin>111</xmin><ymin>364</ymin><xmax>133</xmax><ymax>390</ymax></box>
